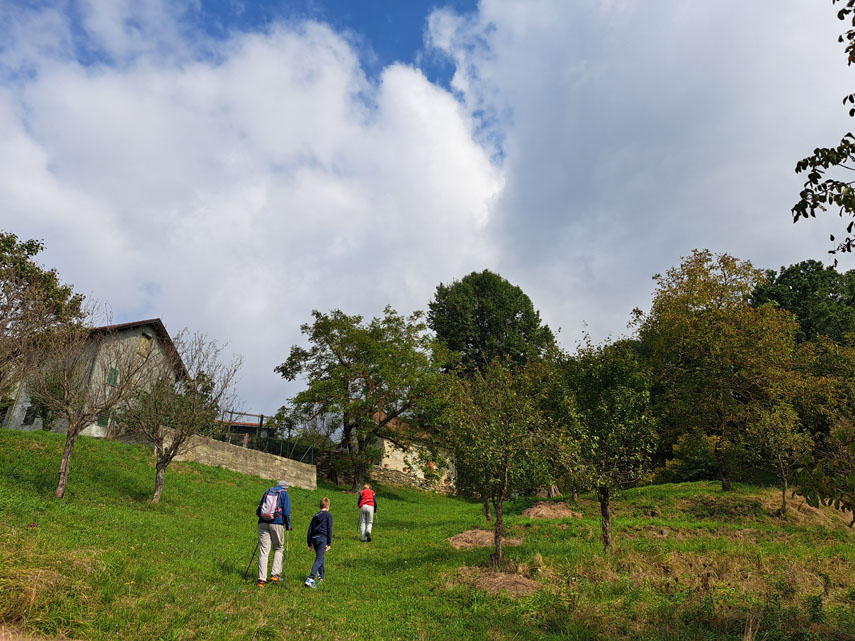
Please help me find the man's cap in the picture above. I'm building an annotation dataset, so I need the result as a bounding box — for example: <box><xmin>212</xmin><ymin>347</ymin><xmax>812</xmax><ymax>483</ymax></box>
<box><xmin>278</xmin><ymin>480</ymin><xmax>289</xmax><ymax>488</ymax></box>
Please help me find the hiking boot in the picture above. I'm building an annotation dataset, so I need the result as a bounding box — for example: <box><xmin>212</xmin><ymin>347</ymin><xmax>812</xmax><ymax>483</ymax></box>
<box><xmin>269</xmin><ymin>576</ymin><xmax>280</xmax><ymax>584</ymax></box>
<box><xmin>304</xmin><ymin>577</ymin><xmax>317</xmax><ymax>589</ymax></box>
<box><xmin>256</xmin><ymin>580</ymin><xmax>266</xmax><ymax>588</ymax></box>
<box><xmin>366</xmin><ymin>533</ymin><xmax>372</xmax><ymax>542</ymax></box>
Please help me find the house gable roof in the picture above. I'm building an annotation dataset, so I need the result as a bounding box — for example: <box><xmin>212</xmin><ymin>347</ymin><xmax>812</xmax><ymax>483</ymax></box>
<box><xmin>90</xmin><ymin>318</ymin><xmax>188</xmax><ymax>379</ymax></box>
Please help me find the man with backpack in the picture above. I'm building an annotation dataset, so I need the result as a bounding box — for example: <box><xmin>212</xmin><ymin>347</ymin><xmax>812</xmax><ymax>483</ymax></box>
<box><xmin>256</xmin><ymin>480</ymin><xmax>292</xmax><ymax>588</ymax></box>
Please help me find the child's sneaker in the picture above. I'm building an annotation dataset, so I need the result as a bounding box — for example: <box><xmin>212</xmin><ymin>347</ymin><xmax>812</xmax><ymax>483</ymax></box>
<box><xmin>269</xmin><ymin>576</ymin><xmax>280</xmax><ymax>584</ymax></box>
<box><xmin>366</xmin><ymin>533</ymin><xmax>372</xmax><ymax>542</ymax></box>
<box><xmin>256</xmin><ymin>580</ymin><xmax>265</xmax><ymax>588</ymax></box>
<box><xmin>304</xmin><ymin>577</ymin><xmax>317</xmax><ymax>589</ymax></box>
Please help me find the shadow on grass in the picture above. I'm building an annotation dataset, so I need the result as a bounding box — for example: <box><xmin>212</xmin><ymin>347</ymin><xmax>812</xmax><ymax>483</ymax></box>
<box><xmin>219</xmin><ymin>555</ymin><xmax>255</xmax><ymax>581</ymax></box>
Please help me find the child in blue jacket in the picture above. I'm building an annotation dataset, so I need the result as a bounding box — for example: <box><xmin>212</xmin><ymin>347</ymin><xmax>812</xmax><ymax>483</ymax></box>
<box><xmin>305</xmin><ymin>497</ymin><xmax>332</xmax><ymax>588</ymax></box>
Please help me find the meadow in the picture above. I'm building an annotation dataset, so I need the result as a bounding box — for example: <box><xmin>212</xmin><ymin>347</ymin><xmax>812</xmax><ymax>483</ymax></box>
<box><xmin>1</xmin><ymin>430</ymin><xmax>854</xmax><ymax>641</ymax></box>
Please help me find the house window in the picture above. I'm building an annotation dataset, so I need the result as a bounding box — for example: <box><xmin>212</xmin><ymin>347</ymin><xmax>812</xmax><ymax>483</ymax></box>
<box><xmin>22</xmin><ymin>405</ymin><xmax>37</xmax><ymax>426</ymax></box>
<box><xmin>106</xmin><ymin>367</ymin><xmax>119</xmax><ymax>386</ymax></box>
<box><xmin>138</xmin><ymin>333</ymin><xmax>152</xmax><ymax>356</ymax></box>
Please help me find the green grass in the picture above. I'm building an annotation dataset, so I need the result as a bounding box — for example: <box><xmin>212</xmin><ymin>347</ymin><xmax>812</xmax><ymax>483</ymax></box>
<box><xmin>1</xmin><ymin>430</ymin><xmax>854</xmax><ymax>641</ymax></box>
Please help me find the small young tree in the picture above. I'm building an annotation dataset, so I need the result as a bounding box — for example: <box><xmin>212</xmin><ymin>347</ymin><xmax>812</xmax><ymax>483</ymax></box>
<box><xmin>747</xmin><ymin>404</ymin><xmax>814</xmax><ymax>516</ymax></box>
<box><xmin>440</xmin><ymin>358</ymin><xmax>556</xmax><ymax>564</ymax></box>
<box><xmin>119</xmin><ymin>330</ymin><xmax>242</xmax><ymax>503</ymax></box>
<box><xmin>558</xmin><ymin>339</ymin><xmax>656</xmax><ymax>551</ymax></box>
<box><xmin>26</xmin><ymin>315</ymin><xmax>155</xmax><ymax>498</ymax></box>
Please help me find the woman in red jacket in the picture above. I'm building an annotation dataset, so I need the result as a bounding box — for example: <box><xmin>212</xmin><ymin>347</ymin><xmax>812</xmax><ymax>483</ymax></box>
<box><xmin>357</xmin><ymin>483</ymin><xmax>377</xmax><ymax>542</ymax></box>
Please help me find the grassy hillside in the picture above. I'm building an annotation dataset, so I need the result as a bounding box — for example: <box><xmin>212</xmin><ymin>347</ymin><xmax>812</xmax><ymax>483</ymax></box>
<box><xmin>1</xmin><ymin>430</ymin><xmax>854</xmax><ymax>641</ymax></box>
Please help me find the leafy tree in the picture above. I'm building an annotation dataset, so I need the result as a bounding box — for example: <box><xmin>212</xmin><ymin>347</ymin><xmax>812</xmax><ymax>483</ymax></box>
<box><xmin>557</xmin><ymin>339</ymin><xmax>656</xmax><ymax>551</ymax></box>
<box><xmin>791</xmin><ymin>1</ymin><xmax>855</xmax><ymax>256</ymax></box>
<box><xmin>26</xmin><ymin>316</ymin><xmax>156</xmax><ymax>498</ymax></box>
<box><xmin>751</xmin><ymin>260</ymin><xmax>855</xmax><ymax>343</ymax></box>
<box><xmin>790</xmin><ymin>336</ymin><xmax>855</xmax><ymax>439</ymax></box>
<box><xmin>440</xmin><ymin>358</ymin><xmax>557</xmax><ymax>563</ymax></box>
<box><xmin>276</xmin><ymin>307</ymin><xmax>439</xmax><ymax>490</ymax></box>
<box><xmin>797</xmin><ymin>419</ymin><xmax>855</xmax><ymax>527</ymax></box>
<box><xmin>428</xmin><ymin>270</ymin><xmax>554</xmax><ymax>373</ymax></box>
<box><xmin>637</xmin><ymin>250</ymin><xmax>800</xmax><ymax>490</ymax></box>
<box><xmin>0</xmin><ymin>232</ymin><xmax>83</xmax><ymax>399</ymax></box>
<box><xmin>119</xmin><ymin>330</ymin><xmax>241</xmax><ymax>503</ymax></box>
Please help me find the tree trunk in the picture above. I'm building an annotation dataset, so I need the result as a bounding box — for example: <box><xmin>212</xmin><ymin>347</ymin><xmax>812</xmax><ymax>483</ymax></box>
<box><xmin>55</xmin><ymin>426</ymin><xmax>81</xmax><ymax>499</ymax></box>
<box><xmin>598</xmin><ymin>485</ymin><xmax>612</xmax><ymax>552</ymax></box>
<box><xmin>350</xmin><ymin>441</ymin><xmax>365</xmax><ymax>492</ymax></box>
<box><xmin>719</xmin><ymin>468</ymin><xmax>733</xmax><ymax>492</ymax></box>
<box><xmin>151</xmin><ymin>458</ymin><xmax>168</xmax><ymax>504</ymax></box>
<box><xmin>776</xmin><ymin>453</ymin><xmax>788</xmax><ymax>517</ymax></box>
<box><xmin>343</xmin><ymin>424</ymin><xmax>362</xmax><ymax>492</ymax></box>
<box><xmin>351</xmin><ymin>466</ymin><xmax>364</xmax><ymax>492</ymax></box>
<box><xmin>483</xmin><ymin>498</ymin><xmax>492</xmax><ymax>521</ymax></box>
<box><xmin>714</xmin><ymin>441</ymin><xmax>733</xmax><ymax>491</ymax></box>
<box><xmin>491</xmin><ymin>497</ymin><xmax>504</xmax><ymax>565</ymax></box>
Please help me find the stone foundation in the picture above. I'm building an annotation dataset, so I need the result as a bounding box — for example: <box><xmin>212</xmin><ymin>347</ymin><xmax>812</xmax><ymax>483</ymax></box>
<box><xmin>368</xmin><ymin>465</ymin><xmax>454</xmax><ymax>494</ymax></box>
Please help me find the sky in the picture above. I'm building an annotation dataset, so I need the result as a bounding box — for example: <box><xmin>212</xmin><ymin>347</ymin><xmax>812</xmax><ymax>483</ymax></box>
<box><xmin>1</xmin><ymin>0</ymin><xmax>852</xmax><ymax>414</ymax></box>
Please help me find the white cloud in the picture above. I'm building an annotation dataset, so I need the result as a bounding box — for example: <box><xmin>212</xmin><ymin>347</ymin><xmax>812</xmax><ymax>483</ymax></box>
<box><xmin>0</xmin><ymin>11</ymin><xmax>501</xmax><ymax>410</ymax></box>
<box><xmin>426</xmin><ymin>0</ymin><xmax>852</xmax><ymax>345</ymax></box>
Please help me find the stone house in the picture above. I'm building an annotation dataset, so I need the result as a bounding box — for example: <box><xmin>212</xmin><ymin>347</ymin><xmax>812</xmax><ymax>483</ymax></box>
<box><xmin>1</xmin><ymin>318</ymin><xmax>184</xmax><ymax>436</ymax></box>
<box><xmin>368</xmin><ymin>414</ymin><xmax>456</xmax><ymax>492</ymax></box>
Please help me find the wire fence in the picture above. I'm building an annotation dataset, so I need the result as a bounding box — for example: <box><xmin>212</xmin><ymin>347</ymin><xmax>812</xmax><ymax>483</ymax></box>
<box><xmin>217</xmin><ymin>410</ymin><xmax>317</xmax><ymax>464</ymax></box>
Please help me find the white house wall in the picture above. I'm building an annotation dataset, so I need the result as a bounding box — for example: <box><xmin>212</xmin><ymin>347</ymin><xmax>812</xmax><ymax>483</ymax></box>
<box><xmin>3</xmin><ymin>323</ymin><xmax>175</xmax><ymax>437</ymax></box>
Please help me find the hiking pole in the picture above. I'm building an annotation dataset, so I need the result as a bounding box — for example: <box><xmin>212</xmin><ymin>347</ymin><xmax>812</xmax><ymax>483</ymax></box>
<box><xmin>285</xmin><ymin>529</ymin><xmax>290</xmax><ymax>586</ymax></box>
<box><xmin>243</xmin><ymin>540</ymin><xmax>259</xmax><ymax>580</ymax></box>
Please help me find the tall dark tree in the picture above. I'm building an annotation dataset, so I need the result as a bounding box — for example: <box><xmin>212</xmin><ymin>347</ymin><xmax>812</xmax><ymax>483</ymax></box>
<box><xmin>428</xmin><ymin>270</ymin><xmax>554</xmax><ymax>373</ymax></box>
<box><xmin>751</xmin><ymin>260</ymin><xmax>855</xmax><ymax>343</ymax></box>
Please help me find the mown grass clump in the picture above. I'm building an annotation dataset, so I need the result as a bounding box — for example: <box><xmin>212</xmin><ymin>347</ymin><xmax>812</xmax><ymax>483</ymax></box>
<box><xmin>1</xmin><ymin>430</ymin><xmax>854</xmax><ymax>641</ymax></box>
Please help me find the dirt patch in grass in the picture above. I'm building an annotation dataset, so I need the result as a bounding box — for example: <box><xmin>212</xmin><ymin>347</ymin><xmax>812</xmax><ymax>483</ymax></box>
<box><xmin>521</xmin><ymin>502</ymin><xmax>582</xmax><ymax>519</ymax></box>
<box><xmin>448</xmin><ymin>530</ymin><xmax>523</xmax><ymax>549</ymax></box>
<box><xmin>456</xmin><ymin>566</ymin><xmax>541</xmax><ymax>597</ymax></box>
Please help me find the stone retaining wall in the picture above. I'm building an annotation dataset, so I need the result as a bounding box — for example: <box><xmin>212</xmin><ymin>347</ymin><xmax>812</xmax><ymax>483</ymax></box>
<box><xmin>176</xmin><ymin>434</ymin><xmax>317</xmax><ymax>490</ymax></box>
<box><xmin>121</xmin><ymin>430</ymin><xmax>316</xmax><ymax>490</ymax></box>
